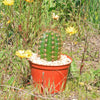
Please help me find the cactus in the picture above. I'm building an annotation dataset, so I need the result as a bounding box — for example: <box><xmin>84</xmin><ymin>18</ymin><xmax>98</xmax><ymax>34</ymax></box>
<box><xmin>37</xmin><ymin>31</ymin><xmax>62</xmax><ymax>61</ymax></box>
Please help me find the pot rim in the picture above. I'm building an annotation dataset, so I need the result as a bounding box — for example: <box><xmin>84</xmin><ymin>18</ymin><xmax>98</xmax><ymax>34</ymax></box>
<box><xmin>29</xmin><ymin>54</ymin><xmax>72</xmax><ymax>67</ymax></box>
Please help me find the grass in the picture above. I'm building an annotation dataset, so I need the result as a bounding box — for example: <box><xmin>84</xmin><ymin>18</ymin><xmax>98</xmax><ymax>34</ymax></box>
<box><xmin>0</xmin><ymin>0</ymin><xmax>100</xmax><ymax>99</ymax></box>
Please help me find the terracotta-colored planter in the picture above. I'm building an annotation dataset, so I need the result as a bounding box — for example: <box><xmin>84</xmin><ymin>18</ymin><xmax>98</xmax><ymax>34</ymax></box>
<box><xmin>29</xmin><ymin>55</ymin><xmax>72</xmax><ymax>94</ymax></box>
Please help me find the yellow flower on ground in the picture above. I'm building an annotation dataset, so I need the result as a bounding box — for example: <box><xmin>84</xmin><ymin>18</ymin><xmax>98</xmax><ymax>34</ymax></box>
<box><xmin>79</xmin><ymin>82</ymin><xmax>85</xmax><ymax>86</ymax></box>
<box><xmin>7</xmin><ymin>20</ymin><xmax>11</xmax><ymax>24</ymax></box>
<box><xmin>66</xmin><ymin>26</ymin><xmax>77</xmax><ymax>36</ymax></box>
<box><xmin>24</xmin><ymin>50</ymin><xmax>33</xmax><ymax>58</ymax></box>
<box><xmin>25</xmin><ymin>0</ymin><xmax>33</xmax><ymax>3</ymax></box>
<box><xmin>74</xmin><ymin>41</ymin><xmax>78</xmax><ymax>45</ymax></box>
<box><xmin>3</xmin><ymin>0</ymin><xmax>14</xmax><ymax>6</ymax></box>
<box><xmin>16</xmin><ymin>50</ymin><xmax>32</xmax><ymax>58</ymax></box>
<box><xmin>16</xmin><ymin>50</ymin><xmax>25</xmax><ymax>58</ymax></box>
<box><xmin>52</xmin><ymin>13</ymin><xmax>59</xmax><ymax>20</ymax></box>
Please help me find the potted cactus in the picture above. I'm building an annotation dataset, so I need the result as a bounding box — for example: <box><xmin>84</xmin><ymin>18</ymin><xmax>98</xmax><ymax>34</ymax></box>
<box><xmin>28</xmin><ymin>29</ymin><xmax>72</xmax><ymax>93</ymax></box>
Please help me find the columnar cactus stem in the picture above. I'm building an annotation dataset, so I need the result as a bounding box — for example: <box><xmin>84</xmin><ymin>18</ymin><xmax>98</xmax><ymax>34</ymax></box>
<box><xmin>37</xmin><ymin>31</ymin><xmax>62</xmax><ymax>61</ymax></box>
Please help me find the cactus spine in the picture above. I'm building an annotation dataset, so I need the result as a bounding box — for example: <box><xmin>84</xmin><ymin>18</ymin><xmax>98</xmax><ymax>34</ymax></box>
<box><xmin>37</xmin><ymin>31</ymin><xmax>62</xmax><ymax>61</ymax></box>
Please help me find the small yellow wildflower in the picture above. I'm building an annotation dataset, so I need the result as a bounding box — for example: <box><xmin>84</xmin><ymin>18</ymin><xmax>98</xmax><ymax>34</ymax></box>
<box><xmin>16</xmin><ymin>50</ymin><xmax>32</xmax><ymax>58</ymax></box>
<box><xmin>66</xmin><ymin>26</ymin><xmax>77</xmax><ymax>36</ymax></box>
<box><xmin>16</xmin><ymin>50</ymin><xmax>25</xmax><ymax>58</ymax></box>
<box><xmin>25</xmin><ymin>0</ymin><xmax>33</xmax><ymax>3</ymax></box>
<box><xmin>52</xmin><ymin>13</ymin><xmax>59</xmax><ymax>20</ymax></box>
<box><xmin>3</xmin><ymin>0</ymin><xmax>14</xmax><ymax>6</ymax></box>
<box><xmin>7</xmin><ymin>20</ymin><xmax>11</xmax><ymax>24</ymax></box>
<box><xmin>74</xmin><ymin>41</ymin><xmax>78</xmax><ymax>45</ymax></box>
<box><xmin>24</xmin><ymin>50</ymin><xmax>33</xmax><ymax>58</ymax></box>
<box><xmin>79</xmin><ymin>82</ymin><xmax>85</xmax><ymax>86</ymax></box>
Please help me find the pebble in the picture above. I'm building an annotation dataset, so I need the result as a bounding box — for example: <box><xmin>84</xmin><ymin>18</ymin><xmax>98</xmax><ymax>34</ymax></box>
<box><xmin>28</xmin><ymin>53</ymin><xmax>71</xmax><ymax>66</ymax></box>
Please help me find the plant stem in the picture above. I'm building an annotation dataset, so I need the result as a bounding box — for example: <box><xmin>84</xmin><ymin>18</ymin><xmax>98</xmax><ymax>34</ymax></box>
<box><xmin>80</xmin><ymin>31</ymin><xmax>88</xmax><ymax>75</ymax></box>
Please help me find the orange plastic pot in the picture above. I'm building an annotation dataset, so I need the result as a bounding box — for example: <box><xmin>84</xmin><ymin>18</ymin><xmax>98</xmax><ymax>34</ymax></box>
<box><xmin>29</xmin><ymin>55</ymin><xmax>72</xmax><ymax>94</ymax></box>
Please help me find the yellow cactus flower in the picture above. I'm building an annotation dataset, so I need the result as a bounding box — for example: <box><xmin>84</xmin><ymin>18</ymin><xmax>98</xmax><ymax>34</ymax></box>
<box><xmin>52</xmin><ymin>13</ymin><xmax>59</xmax><ymax>20</ymax></box>
<box><xmin>24</xmin><ymin>50</ymin><xmax>33</xmax><ymax>58</ymax></box>
<box><xmin>7</xmin><ymin>20</ymin><xmax>11</xmax><ymax>24</ymax></box>
<box><xmin>66</xmin><ymin>26</ymin><xmax>77</xmax><ymax>36</ymax></box>
<box><xmin>3</xmin><ymin>0</ymin><xmax>14</xmax><ymax>6</ymax></box>
<box><xmin>25</xmin><ymin>0</ymin><xmax>33</xmax><ymax>3</ymax></box>
<box><xmin>16</xmin><ymin>50</ymin><xmax>32</xmax><ymax>58</ymax></box>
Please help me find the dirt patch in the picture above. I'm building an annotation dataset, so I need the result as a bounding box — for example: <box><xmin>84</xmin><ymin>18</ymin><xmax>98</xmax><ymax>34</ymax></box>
<box><xmin>63</xmin><ymin>33</ymin><xmax>100</xmax><ymax>70</ymax></box>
